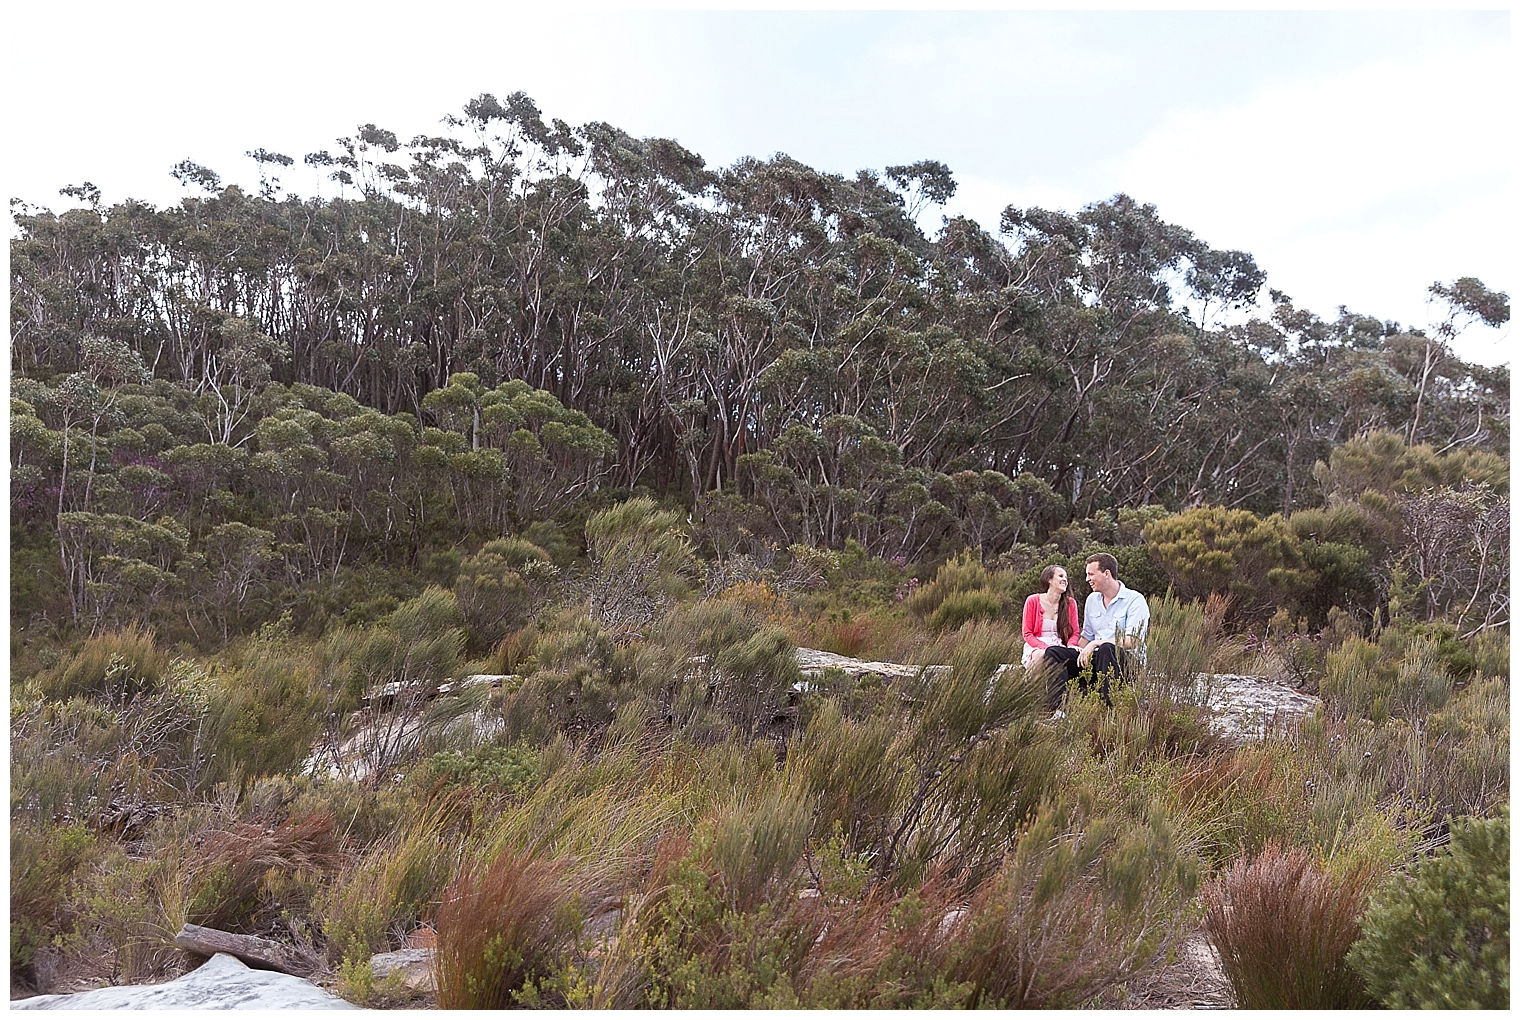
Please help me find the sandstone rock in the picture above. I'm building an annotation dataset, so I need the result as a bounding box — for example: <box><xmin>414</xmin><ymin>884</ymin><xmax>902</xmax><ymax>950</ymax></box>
<box><xmin>368</xmin><ymin>948</ymin><xmax>434</xmax><ymax>991</ymax></box>
<box><xmin>11</xmin><ymin>952</ymin><xmax>357</xmax><ymax>1010</ymax></box>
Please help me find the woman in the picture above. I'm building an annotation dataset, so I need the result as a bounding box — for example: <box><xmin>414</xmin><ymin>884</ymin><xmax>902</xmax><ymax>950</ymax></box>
<box><xmin>1022</xmin><ymin>564</ymin><xmax>1084</xmax><ymax>708</ymax></box>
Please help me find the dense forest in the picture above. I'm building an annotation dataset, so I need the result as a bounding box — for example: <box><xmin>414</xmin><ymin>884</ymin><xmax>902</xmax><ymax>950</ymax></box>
<box><xmin>11</xmin><ymin>93</ymin><xmax>1510</xmax><ymax>1008</ymax></box>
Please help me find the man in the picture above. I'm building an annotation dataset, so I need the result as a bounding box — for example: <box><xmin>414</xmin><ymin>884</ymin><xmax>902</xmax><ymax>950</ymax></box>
<box><xmin>1075</xmin><ymin>552</ymin><xmax>1150</xmax><ymax>705</ymax></box>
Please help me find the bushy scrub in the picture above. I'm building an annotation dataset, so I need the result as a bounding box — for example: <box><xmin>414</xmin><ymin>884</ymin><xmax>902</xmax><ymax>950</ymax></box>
<box><xmin>1138</xmin><ymin>594</ymin><xmax>1207</xmax><ymax>698</ymax></box>
<box><xmin>11</xmin><ymin>822</ymin><xmax>98</xmax><ymax>985</ymax></box>
<box><xmin>1348</xmin><ymin>810</ymin><xmax>1509</xmax><ymax>1009</ymax></box>
<box><xmin>1146</xmin><ymin>506</ymin><xmax>1313</xmax><ymax>623</ymax></box>
<box><xmin>948</xmin><ymin>801</ymin><xmax>1200</xmax><ymax>1007</ymax></box>
<box><xmin>453</xmin><ymin>537</ymin><xmax>554</xmax><ymax>647</ymax></box>
<box><xmin>904</xmin><ymin>552</ymin><xmax>1005</xmax><ymax>631</ymax></box>
<box><xmin>500</xmin><ymin>611</ymin><xmax>623</xmax><ymax>741</ymax></box>
<box><xmin>415</xmin><ymin>741</ymin><xmax>541</xmax><ymax>799</ymax></box>
<box><xmin>634</xmin><ymin>599</ymin><xmax>801</xmax><ymax>742</ymax></box>
<box><xmin>583</xmin><ymin>497</ymin><xmax>695</xmax><ymax>636</ymax></box>
<box><xmin>203</xmin><ymin>640</ymin><xmax>325</xmax><ymax>781</ymax></box>
<box><xmin>39</xmin><ymin>626</ymin><xmax>167</xmax><ymax>701</ymax></box>
<box><xmin>317</xmin><ymin>816</ymin><xmax>454</xmax><ymax>966</ymax></box>
<box><xmin>1320</xmin><ymin>632</ymin><xmax>1451</xmax><ymax>724</ymax></box>
<box><xmin>1416</xmin><ymin>678</ymin><xmax>1509</xmax><ymax>818</ymax></box>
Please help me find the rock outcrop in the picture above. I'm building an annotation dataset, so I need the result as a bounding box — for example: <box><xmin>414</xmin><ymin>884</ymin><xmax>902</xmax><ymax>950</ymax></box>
<box><xmin>11</xmin><ymin>953</ymin><xmax>356</xmax><ymax>1010</ymax></box>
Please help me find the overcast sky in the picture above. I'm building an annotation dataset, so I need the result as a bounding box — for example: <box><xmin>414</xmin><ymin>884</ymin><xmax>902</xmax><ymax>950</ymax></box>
<box><xmin>6</xmin><ymin>4</ymin><xmax>1512</xmax><ymax>364</ymax></box>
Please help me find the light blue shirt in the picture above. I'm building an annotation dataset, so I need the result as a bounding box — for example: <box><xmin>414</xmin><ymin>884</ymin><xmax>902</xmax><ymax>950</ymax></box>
<box><xmin>1082</xmin><ymin>583</ymin><xmax>1150</xmax><ymax>650</ymax></box>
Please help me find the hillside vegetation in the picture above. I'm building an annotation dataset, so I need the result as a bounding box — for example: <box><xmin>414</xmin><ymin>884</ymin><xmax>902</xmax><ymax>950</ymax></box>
<box><xmin>10</xmin><ymin>94</ymin><xmax>1509</xmax><ymax>1007</ymax></box>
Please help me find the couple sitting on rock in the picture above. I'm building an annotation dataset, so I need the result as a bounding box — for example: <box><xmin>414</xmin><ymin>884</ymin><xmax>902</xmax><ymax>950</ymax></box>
<box><xmin>1021</xmin><ymin>552</ymin><xmax>1150</xmax><ymax>710</ymax></box>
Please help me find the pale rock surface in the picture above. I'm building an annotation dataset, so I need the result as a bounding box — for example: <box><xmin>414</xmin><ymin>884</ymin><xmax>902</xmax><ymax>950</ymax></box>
<box><xmin>12</xmin><ymin>953</ymin><xmax>357</xmax><ymax>1010</ymax></box>
<box><xmin>369</xmin><ymin>948</ymin><xmax>435</xmax><ymax>991</ymax></box>
<box><xmin>793</xmin><ymin>648</ymin><xmax>1320</xmax><ymax>738</ymax></box>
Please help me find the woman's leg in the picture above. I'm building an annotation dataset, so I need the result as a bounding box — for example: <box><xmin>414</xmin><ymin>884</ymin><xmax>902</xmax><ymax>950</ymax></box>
<box><xmin>1041</xmin><ymin>645</ymin><xmax>1081</xmax><ymax>710</ymax></box>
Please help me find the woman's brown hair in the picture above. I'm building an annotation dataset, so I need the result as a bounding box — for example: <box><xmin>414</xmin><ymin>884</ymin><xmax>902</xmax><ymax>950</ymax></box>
<box><xmin>1039</xmin><ymin>564</ymin><xmax>1074</xmax><ymax>643</ymax></box>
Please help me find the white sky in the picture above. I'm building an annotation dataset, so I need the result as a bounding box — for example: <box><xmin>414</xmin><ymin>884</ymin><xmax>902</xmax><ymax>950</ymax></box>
<box><xmin>4</xmin><ymin>4</ymin><xmax>1512</xmax><ymax>364</ymax></box>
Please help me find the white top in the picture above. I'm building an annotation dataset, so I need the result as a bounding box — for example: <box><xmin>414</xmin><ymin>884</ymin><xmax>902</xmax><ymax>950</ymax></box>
<box><xmin>1039</xmin><ymin>614</ymin><xmax>1059</xmax><ymax>645</ymax></box>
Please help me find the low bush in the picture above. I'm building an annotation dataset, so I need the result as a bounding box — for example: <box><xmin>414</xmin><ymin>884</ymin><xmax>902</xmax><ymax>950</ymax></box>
<box><xmin>1203</xmin><ymin>843</ymin><xmax>1376</xmax><ymax>1008</ymax></box>
<box><xmin>11</xmin><ymin>822</ymin><xmax>98</xmax><ymax>986</ymax></box>
<box><xmin>1417</xmin><ymin>677</ymin><xmax>1509</xmax><ymax>819</ymax></box>
<box><xmin>317</xmin><ymin>817</ymin><xmax>453</xmax><ymax>965</ymax></box>
<box><xmin>179</xmin><ymin>812</ymin><xmax>340</xmax><ymax>933</ymax></box>
<box><xmin>1348</xmin><ymin>810</ymin><xmax>1509</xmax><ymax>1009</ymax></box>
<box><xmin>40</xmin><ymin>626</ymin><xmax>167</xmax><ymax>701</ymax></box>
<box><xmin>948</xmin><ymin>802</ymin><xmax>1200</xmax><ymax>1007</ymax></box>
<box><xmin>903</xmin><ymin>551</ymin><xmax>993</xmax><ymax>624</ymax></box>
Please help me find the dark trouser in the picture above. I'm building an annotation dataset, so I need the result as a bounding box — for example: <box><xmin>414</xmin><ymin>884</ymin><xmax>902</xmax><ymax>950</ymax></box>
<box><xmin>1040</xmin><ymin>645</ymin><xmax>1081</xmax><ymax>710</ymax></box>
<box><xmin>1042</xmin><ymin>642</ymin><xmax>1130</xmax><ymax>709</ymax></box>
<box><xmin>1086</xmin><ymin>641</ymin><xmax>1129</xmax><ymax>707</ymax></box>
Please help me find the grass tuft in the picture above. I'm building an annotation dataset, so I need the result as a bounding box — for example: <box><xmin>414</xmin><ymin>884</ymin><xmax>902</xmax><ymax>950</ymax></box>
<box><xmin>1203</xmin><ymin>842</ymin><xmax>1376</xmax><ymax>1008</ymax></box>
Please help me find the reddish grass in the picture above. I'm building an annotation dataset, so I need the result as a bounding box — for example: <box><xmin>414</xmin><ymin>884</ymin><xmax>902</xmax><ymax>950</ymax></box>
<box><xmin>433</xmin><ymin>849</ymin><xmax>579</xmax><ymax>1008</ymax></box>
<box><xmin>1203</xmin><ymin>843</ymin><xmax>1376</xmax><ymax>1008</ymax></box>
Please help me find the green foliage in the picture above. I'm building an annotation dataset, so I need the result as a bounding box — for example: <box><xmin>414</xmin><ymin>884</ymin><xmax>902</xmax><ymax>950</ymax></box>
<box><xmin>1320</xmin><ymin>632</ymin><xmax>1452</xmax><ymax>724</ymax></box>
<box><xmin>417</xmin><ymin>741</ymin><xmax>541</xmax><ymax>797</ymax></box>
<box><xmin>1138</xmin><ymin>594</ymin><xmax>1216</xmax><ymax>703</ymax></box>
<box><xmin>10</xmin><ymin>822</ymin><xmax>98</xmax><ymax>980</ymax></box>
<box><xmin>951</xmin><ymin>801</ymin><xmax>1200</xmax><ymax>1007</ymax></box>
<box><xmin>584</xmin><ymin>497</ymin><xmax>695</xmax><ymax>634</ymax></box>
<box><xmin>1348</xmin><ymin>811</ymin><xmax>1509</xmax><ymax>1009</ymax></box>
<box><xmin>453</xmin><ymin>537</ymin><xmax>553</xmax><ymax>646</ymax></box>
<box><xmin>40</xmin><ymin>626</ymin><xmax>167</xmax><ymax>701</ymax></box>
<box><xmin>1146</xmin><ymin>505</ymin><xmax>1311</xmax><ymax>621</ymax></box>
<box><xmin>326</xmin><ymin>587</ymin><xmax>465</xmax><ymax>704</ymax></box>
<box><xmin>1314</xmin><ymin>430</ymin><xmax>1507</xmax><ymax>504</ymax></box>
<box><xmin>317</xmin><ymin>818</ymin><xmax>453</xmax><ymax>965</ymax></box>
<box><xmin>904</xmin><ymin>551</ymin><xmax>1006</xmax><ymax>631</ymax></box>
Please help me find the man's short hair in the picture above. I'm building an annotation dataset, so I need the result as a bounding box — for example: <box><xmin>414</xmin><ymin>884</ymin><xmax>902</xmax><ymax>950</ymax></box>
<box><xmin>1085</xmin><ymin>552</ymin><xmax>1119</xmax><ymax>578</ymax></box>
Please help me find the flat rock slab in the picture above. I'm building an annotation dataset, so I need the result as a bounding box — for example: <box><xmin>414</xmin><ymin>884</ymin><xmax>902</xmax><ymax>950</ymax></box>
<box><xmin>792</xmin><ymin>649</ymin><xmax>1320</xmax><ymax>738</ymax></box>
<box><xmin>12</xmin><ymin>953</ymin><xmax>357</xmax><ymax>1010</ymax></box>
<box><xmin>794</xmin><ymin>647</ymin><xmax>926</xmax><ymax>680</ymax></box>
<box><xmin>1200</xmin><ymin>674</ymin><xmax>1320</xmax><ymax>739</ymax></box>
<box><xmin>369</xmin><ymin>948</ymin><xmax>434</xmax><ymax>991</ymax></box>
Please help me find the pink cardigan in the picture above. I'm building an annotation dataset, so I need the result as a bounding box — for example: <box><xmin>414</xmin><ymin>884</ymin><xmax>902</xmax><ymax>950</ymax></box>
<box><xmin>1022</xmin><ymin>593</ymin><xmax>1080</xmax><ymax>652</ymax></box>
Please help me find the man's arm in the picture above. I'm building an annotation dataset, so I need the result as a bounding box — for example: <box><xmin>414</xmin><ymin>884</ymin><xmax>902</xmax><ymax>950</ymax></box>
<box><xmin>1115</xmin><ymin>594</ymin><xmax>1150</xmax><ymax>649</ymax></box>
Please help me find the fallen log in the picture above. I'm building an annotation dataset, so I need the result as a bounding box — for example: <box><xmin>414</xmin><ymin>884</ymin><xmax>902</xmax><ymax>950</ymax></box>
<box><xmin>173</xmin><ymin>923</ymin><xmax>313</xmax><ymax>976</ymax></box>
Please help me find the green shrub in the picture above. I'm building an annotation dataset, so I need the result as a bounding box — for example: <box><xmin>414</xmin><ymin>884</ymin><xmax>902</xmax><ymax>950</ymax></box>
<box><xmin>583</xmin><ymin>497</ymin><xmax>695</xmax><ymax>635</ymax></box>
<box><xmin>926</xmin><ymin>589</ymin><xmax>1003</xmax><ymax>632</ymax></box>
<box><xmin>203</xmin><ymin>642</ymin><xmax>324</xmax><ymax>781</ymax></box>
<box><xmin>1137</xmin><ymin>593</ymin><xmax>1223</xmax><ymax>703</ymax></box>
<box><xmin>1146</xmin><ymin>506</ymin><xmax>1312</xmax><ymax>622</ymax></box>
<box><xmin>707</xmin><ymin>784</ymin><xmax>812</xmax><ymax>912</ymax></box>
<box><xmin>417</xmin><ymin>741</ymin><xmax>541</xmax><ymax>797</ymax></box>
<box><xmin>903</xmin><ymin>551</ymin><xmax>990</xmax><ymax>623</ymax></box>
<box><xmin>10</xmin><ymin>822</ymin><xmax>98</xmax><ymax>984</ymax></box>
<box><xmin>454</xmin><ymin>537</ymin><xmax>553</xmax><ymax>646</ymax></box>
<box><xmin>40</xmin><ymin>626</ymin><xmax>167</xmax><ymax>701</ymax></box>
<box><xmin>638</xmin><ymin>600</ymin><xmax>801</xmax><ymax>742</ymax></box>
<box><xmin>1417</xmin><ymin>678</ymin><xmax>1509</xmax><ymax>819</ymax></box>
<box><xmin>1321</xmin><ymin>632</ymin><xmax>1451</xmax><ymax>724</ymax></box>
<box><xmin>317</xmin><ymin>818</ymin><xmax>453</xmax><ymax>965</ymax></box>
<box><xmin>950</xmin><ymin>803</ymin><xmax>1200</xmax><ymax>1007</ymax></box>
<box><xmin>1348</xmin><ymin>810</ymin><xmax>1509</xmax><ymax>1009</ymax></box>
